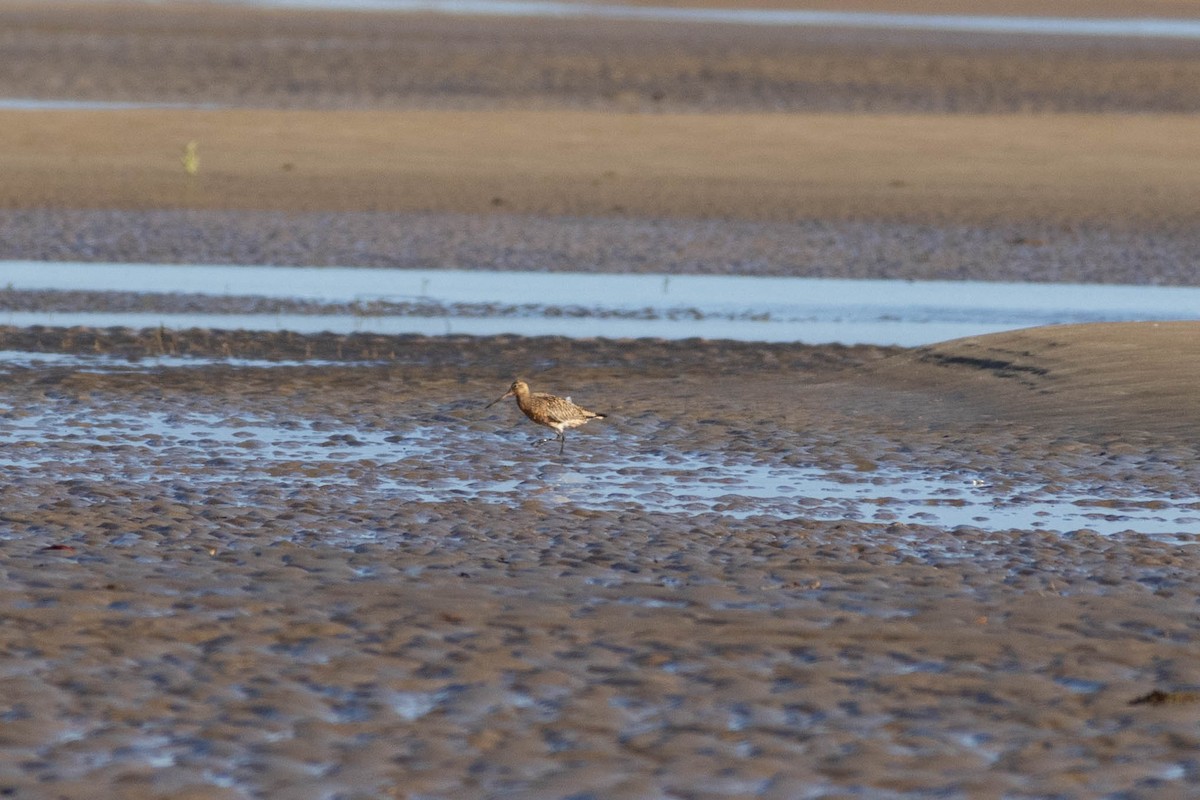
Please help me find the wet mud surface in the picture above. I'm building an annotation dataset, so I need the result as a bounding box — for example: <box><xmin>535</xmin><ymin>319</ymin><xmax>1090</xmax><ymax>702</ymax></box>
<box><xmin>5</xmin><ymin>3</ymin><xmax>1200</xmax><ymax>114</ymax></box>
<box><xmin>4</xmin><ymin>1</ymin><xmax>1200</xmax><ymax>796</ymax></box>
<box><xmin>6</xmin><ymin>209</ymin><xmax>1200</xmax><ymax>286</ymax></box>
<box><xmin>1</xmin><ymin>329</ymin><xmax>1199</xmax><ymax>798</ymax></box>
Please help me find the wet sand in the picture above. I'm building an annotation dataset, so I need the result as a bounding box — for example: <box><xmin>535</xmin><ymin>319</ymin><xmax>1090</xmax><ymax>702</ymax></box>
<box><xmin>2</xmin><ymin>2</ymin><xmax>1200</xmax><ymax>798</ymax></box>
<box><xmin>2</xmin><ymin>322</ymin><xmax>1199</xmax><ymax>798</ymax></box>
<box><xmin>5</xmin><ymin>1</ymin><xmax>1200</xmax><ymax>115</ymax></box>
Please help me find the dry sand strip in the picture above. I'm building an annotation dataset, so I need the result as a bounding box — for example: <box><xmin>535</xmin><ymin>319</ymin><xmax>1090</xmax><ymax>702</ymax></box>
<box><xmin>4</xmin><ymin>109</ymin><xmax>1200</xmax><ymax>227</ymax></box>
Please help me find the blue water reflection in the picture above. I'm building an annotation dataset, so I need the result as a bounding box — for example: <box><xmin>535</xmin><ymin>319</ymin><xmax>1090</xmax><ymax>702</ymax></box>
<box><xmin>3</xmin><ymin>261</ymin><xmax>1199</xmax><ymax>345</ymax></box>
<box><xmin>212</xmin><ymin>0</ymin><xmax>1200</xmax><ymax>40</ymax></box>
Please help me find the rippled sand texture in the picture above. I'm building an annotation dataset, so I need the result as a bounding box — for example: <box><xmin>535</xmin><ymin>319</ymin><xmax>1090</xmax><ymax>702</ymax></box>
<box><xmin>3</xmin><ymin>0</ymin><xmax>1200</xmax><ymax>798</ymax></box>
<box><xmin>2</xmin><ymin>324</ymin><xmax>1200</xmax><ymax>798</ymax></box>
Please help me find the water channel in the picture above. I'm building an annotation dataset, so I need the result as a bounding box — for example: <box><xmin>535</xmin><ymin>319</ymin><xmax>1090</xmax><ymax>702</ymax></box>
<box><xmin>206</xmin><ymin>0</ymin><xmax>1200</xmax><ymax>40</ymax></box>
<box><xmin>5</xmin><ymin>261</ymin><xmax>1199</xmax><ymax>346</ymax></box>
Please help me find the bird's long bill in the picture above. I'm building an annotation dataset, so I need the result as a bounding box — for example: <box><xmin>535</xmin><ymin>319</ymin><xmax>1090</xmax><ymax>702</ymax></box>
<box><xmin>485</xmin><ymin>389</ymin><xmax>514</xmax><ymax>409</ymax></box>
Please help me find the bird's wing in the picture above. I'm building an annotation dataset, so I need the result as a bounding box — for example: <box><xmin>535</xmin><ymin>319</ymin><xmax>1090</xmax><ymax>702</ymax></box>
<box><xmin>542</xmin><ymin>397</ymin><xmax>580</xmax><ymax>423</ymax></box>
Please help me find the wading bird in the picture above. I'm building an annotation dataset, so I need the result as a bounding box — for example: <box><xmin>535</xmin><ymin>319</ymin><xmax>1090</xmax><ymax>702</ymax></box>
<box><xmin>486</xmin><ymin>379</ymin><xmax>606</xmax><ymax>455</ymax></box>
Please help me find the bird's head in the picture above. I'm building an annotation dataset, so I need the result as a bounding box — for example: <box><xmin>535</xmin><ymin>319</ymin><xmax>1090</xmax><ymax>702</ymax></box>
<box><xmin>485</xmin><ymin>379</ymin><xmax>528</xmax><ymax>408</ymax></box>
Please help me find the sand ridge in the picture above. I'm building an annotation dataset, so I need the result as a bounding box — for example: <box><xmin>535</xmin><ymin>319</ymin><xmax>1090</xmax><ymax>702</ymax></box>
<box><xmin>813</xmin><ymin>322</ymin><xmax>1200</xmax><ymax>440</ymax></box>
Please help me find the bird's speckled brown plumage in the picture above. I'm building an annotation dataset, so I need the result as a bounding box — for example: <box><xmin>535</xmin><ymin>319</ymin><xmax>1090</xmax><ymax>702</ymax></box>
<box><xmin>486</xmin><ymin>379</ymin><xmax>606</xmax><ymax>454</ymax></box>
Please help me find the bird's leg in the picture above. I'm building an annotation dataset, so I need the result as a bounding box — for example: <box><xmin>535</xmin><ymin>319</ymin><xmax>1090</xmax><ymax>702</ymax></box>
<box><xmin>558</xmin><ymin>431</ymin><xmax>566</xmax><ymax>455</ymax></box>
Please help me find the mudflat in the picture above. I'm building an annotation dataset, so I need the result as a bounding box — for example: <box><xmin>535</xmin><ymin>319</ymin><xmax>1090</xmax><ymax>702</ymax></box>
<box><xmin>2</xmin><ymin>2</ymin><xmax>1200</xmax><ymax>798</ymax></box>
<box><xmin>2</xmin><ymin>320</ymin><xmax>1200</xmax><ymax>799</ymax></box>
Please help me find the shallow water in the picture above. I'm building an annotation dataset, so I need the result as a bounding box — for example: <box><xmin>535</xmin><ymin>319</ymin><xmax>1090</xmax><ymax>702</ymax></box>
<box><xmin>1</xmin><ymin>364</ymin><xmax>1194</xmax><ymax>539</ymax></box>
<box><xmin>0</xmin><ymin>98</ymin><xmax>215</xmax><ymax>111</ymax></box>
<box><xmin>0</xmin><ymin>310</ymin><xmax>1026</xmax><ymax>345</ymax></box>
<box><xmin>5</xmin><ymin>267</ymin><xmax>1198</xmax><ymax>540</ymax></box>
<box><xmin>207</xmin><ymin>0</ymin><xmax>1200</xmax><ymax>40</ymax></box>
<box><xmin>0</xmin><ymin>349</ymin><xmax>378</xmax><ymax>371</ymax></box>
<box><xmin>6</xmin><ymin>261</ymin><xmax>1200</xmax><ymax>346</ymax></box>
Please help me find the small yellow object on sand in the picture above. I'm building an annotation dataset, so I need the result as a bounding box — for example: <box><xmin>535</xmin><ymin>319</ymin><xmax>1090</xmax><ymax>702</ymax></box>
<box><xmin>182</xmin><ymin>140</ymin><xmax>199</xmax><ymax>175</ymax></box>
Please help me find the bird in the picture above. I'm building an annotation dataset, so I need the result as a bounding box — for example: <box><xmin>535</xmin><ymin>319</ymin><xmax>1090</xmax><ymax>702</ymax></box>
<box><xmin>485</xmin><ymin>379</ymin><xmax>606</xmax><ymax>455</ymax></box>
